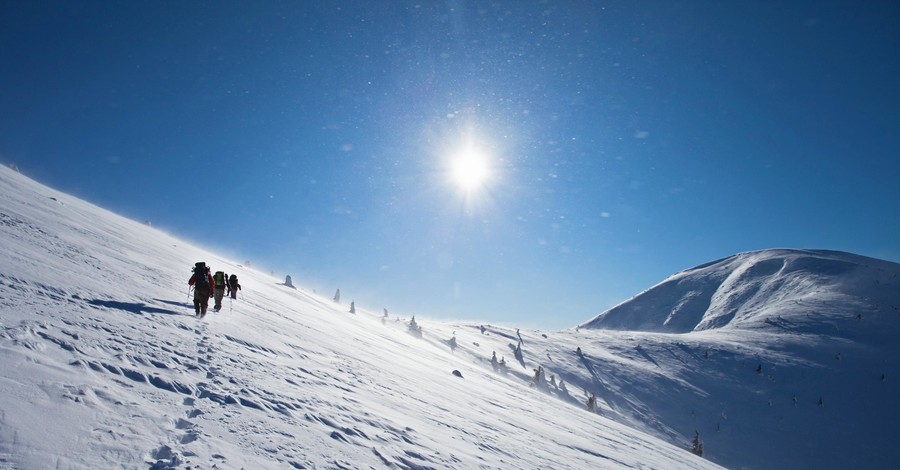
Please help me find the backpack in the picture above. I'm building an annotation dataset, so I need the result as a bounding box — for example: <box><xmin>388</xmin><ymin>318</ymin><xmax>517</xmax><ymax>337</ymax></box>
<box><xmin>193</xmin><ymin>262</ymin><xmax>210</xmax><ymax>289</ymax></box>
<box><xmin>214</xmin><ymin>271</ymin><xmax>226</xmax><ymax>288</ymax></box>
<box><xmin>228</xmin><ymin>274</ymin><xmax>238</xmax><ymax>287</ymax></box>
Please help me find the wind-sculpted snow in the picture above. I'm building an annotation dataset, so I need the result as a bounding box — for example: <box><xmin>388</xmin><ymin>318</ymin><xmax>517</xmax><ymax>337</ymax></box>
<box><xmin>0</xmin><ymin>165</ymin><xmax>722</xmax><ymax>469</ymax></box>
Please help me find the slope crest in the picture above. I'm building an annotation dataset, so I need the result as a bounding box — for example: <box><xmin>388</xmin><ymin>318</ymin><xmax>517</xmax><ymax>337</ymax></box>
<box><xmin>581</xmin><ymin>249</ymin><xmax>900</xmax><ymax>334</ymax></box>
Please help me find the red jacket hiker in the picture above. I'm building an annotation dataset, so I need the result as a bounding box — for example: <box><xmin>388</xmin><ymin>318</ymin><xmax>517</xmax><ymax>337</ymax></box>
<box><xmin>188</xmin><ymin>272</ymin><xmax>215</xmax><ymax>287</ymax></box>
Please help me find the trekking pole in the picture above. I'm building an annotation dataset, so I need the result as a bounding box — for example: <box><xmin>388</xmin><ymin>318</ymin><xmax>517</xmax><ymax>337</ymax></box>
<box><xmin>187</xmin><ymin>286</ymin><xmax>193</xmax><ymax>304</ymax></box>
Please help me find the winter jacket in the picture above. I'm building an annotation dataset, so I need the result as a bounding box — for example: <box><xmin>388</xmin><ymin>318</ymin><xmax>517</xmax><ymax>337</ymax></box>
<box><xmin>188</xmin><ymin>273</ymin><xmax>215</xmax><ymax>290</ymax></box>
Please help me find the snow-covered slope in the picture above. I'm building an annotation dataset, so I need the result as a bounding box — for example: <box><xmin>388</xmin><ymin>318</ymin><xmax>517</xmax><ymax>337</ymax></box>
<box><xmin>3</xmin><ymin>163</ymin><xmax>899</xmax><ymax>469</ymax></box>
<box><xmin>0</xmin><ymin>164</ymin><xmax>719</xmax><ymax>469</ymax></box>
<box><xmin>572</xmin><ymin>248</ymin><xmax>900</xmax><ymax>469</ymax></box>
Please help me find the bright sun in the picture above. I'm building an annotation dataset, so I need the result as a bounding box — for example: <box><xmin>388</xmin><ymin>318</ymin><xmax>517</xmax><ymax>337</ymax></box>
<box><xmin>449</xmin><ymin>146</ymin><xmax>490</xmax><ymax>192</ymax></box>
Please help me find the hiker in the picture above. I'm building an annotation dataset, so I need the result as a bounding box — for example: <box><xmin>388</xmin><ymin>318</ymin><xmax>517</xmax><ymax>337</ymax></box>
<box><xmin>212</xmin><ymin>271</ymin><xmax>227</xmax><ymax>312</ymax></box>
<box><xmin>227</xmin><ymin>274</ymin><xmax>241</xmax><ymax>299</ymax></box>
<box><xmin>188</xmin><ymin>262</ymin><xmax>215</xmax><ymax>317</ymax></box>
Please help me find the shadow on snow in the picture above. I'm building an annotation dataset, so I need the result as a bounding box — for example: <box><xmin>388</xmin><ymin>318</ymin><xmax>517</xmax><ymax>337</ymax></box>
<box><xmin>88</xmin><ymin>298</ymin><xmax>181</xmax><ymax>316</ymax></box>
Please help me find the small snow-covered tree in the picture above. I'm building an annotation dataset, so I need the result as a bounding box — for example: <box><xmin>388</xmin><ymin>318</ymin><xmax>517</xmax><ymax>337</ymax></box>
<box><xmin>531</xmin><ymin>366</ymin><xmax>546</xmax><ymax>389</ymax></box>
<box><xmin>691</xmin><ymin>431</ymin><xmax>703</xmax><ymax>457</ymax></box>
<box><xmin>408</xmin><ymin>316</ymin><xmax>422</xmax><ymax>338</ymax></box>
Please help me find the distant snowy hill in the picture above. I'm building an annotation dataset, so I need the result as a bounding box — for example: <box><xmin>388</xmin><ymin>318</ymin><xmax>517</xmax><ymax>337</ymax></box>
<box><xmin>581</xmin><ymin>248</ymin><xmax>899</xmax><ymax>334</ymax></box>
<box><xmin>576</xmin><ymin>248</ymin><xmax>900</xmax><ymax>469</ymax></box>
<box><xmin>1</xmin><ymin>163</ymin><xmax>898</xmax><ymax>470</ymax></box>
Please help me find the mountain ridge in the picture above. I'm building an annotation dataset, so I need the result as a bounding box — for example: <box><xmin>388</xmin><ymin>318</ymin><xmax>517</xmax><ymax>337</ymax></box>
<box><xmin>581</xmin><ymin>248</ymin><xmax>899</xmax><ymax>335</ymax></box>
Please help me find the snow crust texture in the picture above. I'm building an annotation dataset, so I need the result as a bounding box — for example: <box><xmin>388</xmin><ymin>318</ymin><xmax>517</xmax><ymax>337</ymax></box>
<box><xmin>2</xmin><ymin>164</ymin><xmax>898</xmax><ymax>469</ymax></box>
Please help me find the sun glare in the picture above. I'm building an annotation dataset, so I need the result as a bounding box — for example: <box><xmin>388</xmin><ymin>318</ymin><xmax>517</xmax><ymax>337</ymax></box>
<box><xmin>450</xmin><ymin>146</ymin><xmax>490</xmax><ymax>192</ymax></box>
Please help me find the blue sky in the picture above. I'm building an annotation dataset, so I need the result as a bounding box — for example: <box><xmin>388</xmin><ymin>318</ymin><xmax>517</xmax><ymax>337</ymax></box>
<box><xmin>2</xmin><ymin>1</ymin><xmax>898</xmax><ymax>330</ymax></box>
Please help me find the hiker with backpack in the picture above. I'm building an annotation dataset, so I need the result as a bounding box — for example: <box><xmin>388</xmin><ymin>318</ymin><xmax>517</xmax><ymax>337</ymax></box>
<box><xmin>188</xmin><ymin>262</ymin><xmax>215</xmax><ymax>317</ymax></box>
<box><xmin>212</xmin><ymin>270</ymin><xmax>227</xmax><ymax>312</ymax></box>
<box><xmin>227</xmin><ymin>274</ymin><xmax>241</xmax><ymax>299</ymax></box>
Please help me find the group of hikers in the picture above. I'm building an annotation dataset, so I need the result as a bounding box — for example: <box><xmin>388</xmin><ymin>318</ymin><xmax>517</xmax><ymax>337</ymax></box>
<box><xmin>187</xmin><ymin>261</ymin><xmax>241</xmax><ymax>317</ymax></box>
